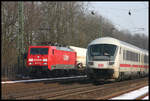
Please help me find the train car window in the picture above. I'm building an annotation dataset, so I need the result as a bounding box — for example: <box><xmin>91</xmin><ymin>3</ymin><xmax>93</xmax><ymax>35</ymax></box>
<box><xmin>126</xmin><ymin>51</ymin><xmax>129</xmax><ymax>61</ymax></box>
<box><xmin>134</xmin><ymin>52</ymin><xmax>136</xmax><ymax>61</ymax></box>
<box><xmin>144</xmin><ymin>55</ymin><xmax>146</xmax><ymax>63</ymax></box>
<box><xmin>144</xmin><ymin>55</ymin><xmax>148</xmax><ymax>63</ymax></box>
<box><xmin>147</xmin><ymin>55</ymin><xmax>149</xmax><ymax>63</ymax></box>
<box><xmin>30</xmin><ymin>48</ymin><xmax>48</xmax><ymax>55</ymax></box>
<box><xmin>119</xmin><ymin>47</ymin><xmax>121</xmax><ymax>54</ymax></box>
<box><xmin>129</xmin><ymin>51</ymin><xmax>131</xmax><ymax>61</ymax></box>
<box><xmin>132</xmin><ymin>52</ymin><xmax>134</xmax><ymax>61</ymax></box>
<box><xmin>132</xmin><ymin>52</ymin><xmax>135</xmax><ymax>61</ymax></box>
<box><xmin>123</xmin><ymin>50</ymin><xmax>126</xmax><ymax>60</ymax></box>
<box><xmin>133</xmin><ymin>52</ymin><xmax>136</xmax><ymax>61</ymax></box>
<box><xmin>130</xmin><ymin>52</ymin><xmax>134</xmax><ymax>61</ymax></box>
<box><xmin>133</xmin><ymin>52</ymin><xmax>135</xmax><ymax>61</ymax></box>
<box><xmin>125</xmin><ymin>50</ymin><xmax>139</xmax><ymax>62</ymax></box>
<box><xmin>136</xmin><ymin>53</ymin><xmax>138</xmax><ymax>62</ymax></box>
<box><xmin>130</xmin><ymin>51</ymin><xmax>133</xmax><ymax>61</ymax></box>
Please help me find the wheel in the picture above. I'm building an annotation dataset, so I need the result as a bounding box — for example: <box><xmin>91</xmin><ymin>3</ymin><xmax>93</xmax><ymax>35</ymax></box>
<box><xmin>116</xmin><ymin>72</ymin><xmax>123</xmax><ymax>82</ymax></box>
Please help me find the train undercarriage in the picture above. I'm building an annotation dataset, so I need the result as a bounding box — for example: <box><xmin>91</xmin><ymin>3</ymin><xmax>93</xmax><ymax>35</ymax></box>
<box><xmin>86</xmin><ymin>68</ymin><xmax>148</xmax><ymax>82</ymax></box>
<box><xmin>86</xmin><ymin>68</ymin><xmax>115</xmax><ymax>81</ymax></box>
<box><xmin>27</xmin><ymin>66</ymin><xmax>86</xmax><ymax>78</ymax></box>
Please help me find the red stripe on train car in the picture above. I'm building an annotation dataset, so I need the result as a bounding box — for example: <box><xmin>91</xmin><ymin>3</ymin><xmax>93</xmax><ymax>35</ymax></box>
<box><xmin>120</xmin><ymin>64</ymin><xmax>149</xmax><ymax>68</ymax></box>
<box><xmin>143</xmin><ymin>65</ymin><xmax>149</xmax><ymax>68</ymax></box>
<box><xmin>120</xmin><ymin>64</ymin><xmax>131</xmax><ymax>67</ymax></box>
<box><xmin>132</xmin><ymin>65</ymin><xmax>138</xmax><ymax>68</ymax></box>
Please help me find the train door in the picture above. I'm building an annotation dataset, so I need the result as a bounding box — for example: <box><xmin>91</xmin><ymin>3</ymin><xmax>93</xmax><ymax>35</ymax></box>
<box><xmin>119</xmin><ymin>48</ymin><xmax>125</xmax><ymax>72</ymax></box>
<box><xmin>118</xmin><ymin>47</ymin><xmax>127</xmax><ymax>80</ymax></box>
<box><xmin>118</xmin><ymin>47</ymin><xmax>123</xmax><ymax>79</ymax></box>
<box><xmin>139</xmin><ymin>53</ymin><xmax>143</xmax><ymax>77</ymax></box>
<box><xmin>49</xmin><ymin>48</ymin><xmax>56</xmax><ymax>70</ymax></box>
<box><xmin>140</xmin><ymin>54</ymin><xmax>144</xmax><ymax>76</ymax></box>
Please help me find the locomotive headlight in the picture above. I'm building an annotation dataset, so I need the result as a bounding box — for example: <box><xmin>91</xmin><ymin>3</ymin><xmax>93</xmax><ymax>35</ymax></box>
<box><xmin>29</xmin><ymin>58</ymin><xmax>33</xmax><ymax>61</ymax></box>
<box><xmin>29</xmin><ymin>62</ymin><xmax>33</xmax><ymax>65</ymax></box>
<box><xmin>43</xmin><ymin>59</ymin><xmax>47</xmax><ymax>62</ymax></box>
<box><xmin>43</xmin><ymin>63</ymin><xmax>47</xmax><ymax>65</ymax></box>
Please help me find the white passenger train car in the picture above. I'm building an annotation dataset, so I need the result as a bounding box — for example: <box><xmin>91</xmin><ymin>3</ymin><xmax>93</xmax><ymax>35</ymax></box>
<box><xmin>69</xmin><ymin>46</ymin><xmax>87</xmax><ymax>69</ymax></box>
<box><xmin>86</xmin><ymin>37</ymin><xmax>149</xmax><ymax>81</ymax></box>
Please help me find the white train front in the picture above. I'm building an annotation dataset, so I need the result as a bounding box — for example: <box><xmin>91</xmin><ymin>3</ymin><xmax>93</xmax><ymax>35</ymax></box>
<box><xmin>86</xmin><ymin>37</ymin><xmax>149</xmax><ymax>81</ymax></box>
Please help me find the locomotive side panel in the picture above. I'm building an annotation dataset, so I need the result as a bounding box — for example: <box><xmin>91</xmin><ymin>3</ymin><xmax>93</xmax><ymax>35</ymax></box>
<box><xmin>27</xmin><ymin>46</ymin><xmax>77</xmax><ymax>73</ymax></box>
<box><xmin>50</xmin><ymin>49</ymin><xmax>76</xmax><ymax>70</ymax></box>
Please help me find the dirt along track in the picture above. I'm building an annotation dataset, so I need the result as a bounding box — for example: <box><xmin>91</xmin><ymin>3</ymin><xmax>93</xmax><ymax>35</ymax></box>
<box><xmin>2</xmin><ymin>77</ymin><xmax>148</xmax><ymax>100</ymax></box>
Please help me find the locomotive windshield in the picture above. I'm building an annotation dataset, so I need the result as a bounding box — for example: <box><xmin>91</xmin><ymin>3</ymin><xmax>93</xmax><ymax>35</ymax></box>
<box><xmin>30</xmin><ymin>48</ymin><xmax>48</xmax><ymax>55</ymax></box>
<box><xmin>88</xmin><ymin>44</ymin><xmax>117</xmax><ymax>61</ymax></box>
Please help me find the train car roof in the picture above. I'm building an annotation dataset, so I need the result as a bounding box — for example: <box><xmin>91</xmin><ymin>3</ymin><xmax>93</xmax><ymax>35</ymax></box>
<box><xmin>29</xmin><ymin>46</ymin><xmax>74</xmax><ymax>52</ymax></box>
<box><xmin>29</xmin><ymin>46</ymin><xmax>51</xmax><ymax>48</ymax></box>
<box><xmin>69</xmin><ymin>46</ymin><xmax>87</xmax><ymax>50</ymax></box>
<box><xmin>88</xmin><ymin>37</ymin><xmax>148</xmax><ymax>54</ymax></box>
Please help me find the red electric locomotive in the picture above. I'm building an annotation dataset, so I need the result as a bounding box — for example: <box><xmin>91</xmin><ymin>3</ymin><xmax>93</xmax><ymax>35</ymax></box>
<box><xmin>26</xmin><ymin>45</ymin><xmax>77</xmax><ymax>75</ymax></box>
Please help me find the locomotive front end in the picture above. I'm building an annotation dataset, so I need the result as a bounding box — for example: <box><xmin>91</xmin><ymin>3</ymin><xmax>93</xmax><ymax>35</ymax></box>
<box><xmin>86</xmin><ymin>40</ymin><xmax>119</xmax><ymax>80</ymax></box>
<box><xmin>27</xmin><ymin>46</ymin><xmax>50</xmax><ymax>72</ymax></box>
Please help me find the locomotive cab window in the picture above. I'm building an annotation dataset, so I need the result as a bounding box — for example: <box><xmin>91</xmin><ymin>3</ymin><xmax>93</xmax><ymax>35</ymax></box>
<box><xmin>88</xmin><ymin>44</ymin><xmax>117</xmax><ymax>61</ymax></box>
<box><xmin>30</xmin><ymin>48</ymin><xmax>48</xmax><ymax>55</ymax></box>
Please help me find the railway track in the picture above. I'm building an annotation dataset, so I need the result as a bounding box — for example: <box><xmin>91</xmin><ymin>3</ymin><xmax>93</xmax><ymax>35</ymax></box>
<box><xmin>2</xmin><ymin>76</ymin><xmax>89</xmax><ymax>99</ymax></box>
<box><xmin>2</xmin><ymin>77</ymin><xmax>148</xmax><ymax>100</ymax></box>
<box><xmin>47</xmin><ymin>78</ymin><xmax>148</xmax><ymax>100</ymax></box>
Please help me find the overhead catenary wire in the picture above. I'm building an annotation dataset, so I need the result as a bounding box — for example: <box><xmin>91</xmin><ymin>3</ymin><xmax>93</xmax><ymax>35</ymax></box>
<box><xmin>87</xmin><ymin>2</ymin><xmax>148</xmax><ymax>35</ymax></box>
<box><xmin>88</xmin><ymin>2</ymin><xmax>148</xmax><ymax>11</ymax></box>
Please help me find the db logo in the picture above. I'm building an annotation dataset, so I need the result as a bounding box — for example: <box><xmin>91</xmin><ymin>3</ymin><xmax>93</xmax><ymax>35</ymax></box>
<box><xmin>98</xmin><ymin>64</ymin><xmax>104</xmax><ymax>67</ymax></box>
<box><xmin>64</xmin><ymin>55</ymin><xmax>69</xmax><ymax>61</ymax></box>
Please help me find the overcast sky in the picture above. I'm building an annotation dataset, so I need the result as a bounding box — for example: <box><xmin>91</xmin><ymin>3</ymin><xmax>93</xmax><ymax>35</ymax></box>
<box><xmin>86</xmin><ymin>1</ymin><xmax>148</xmax><ymax>36</ymax></box>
